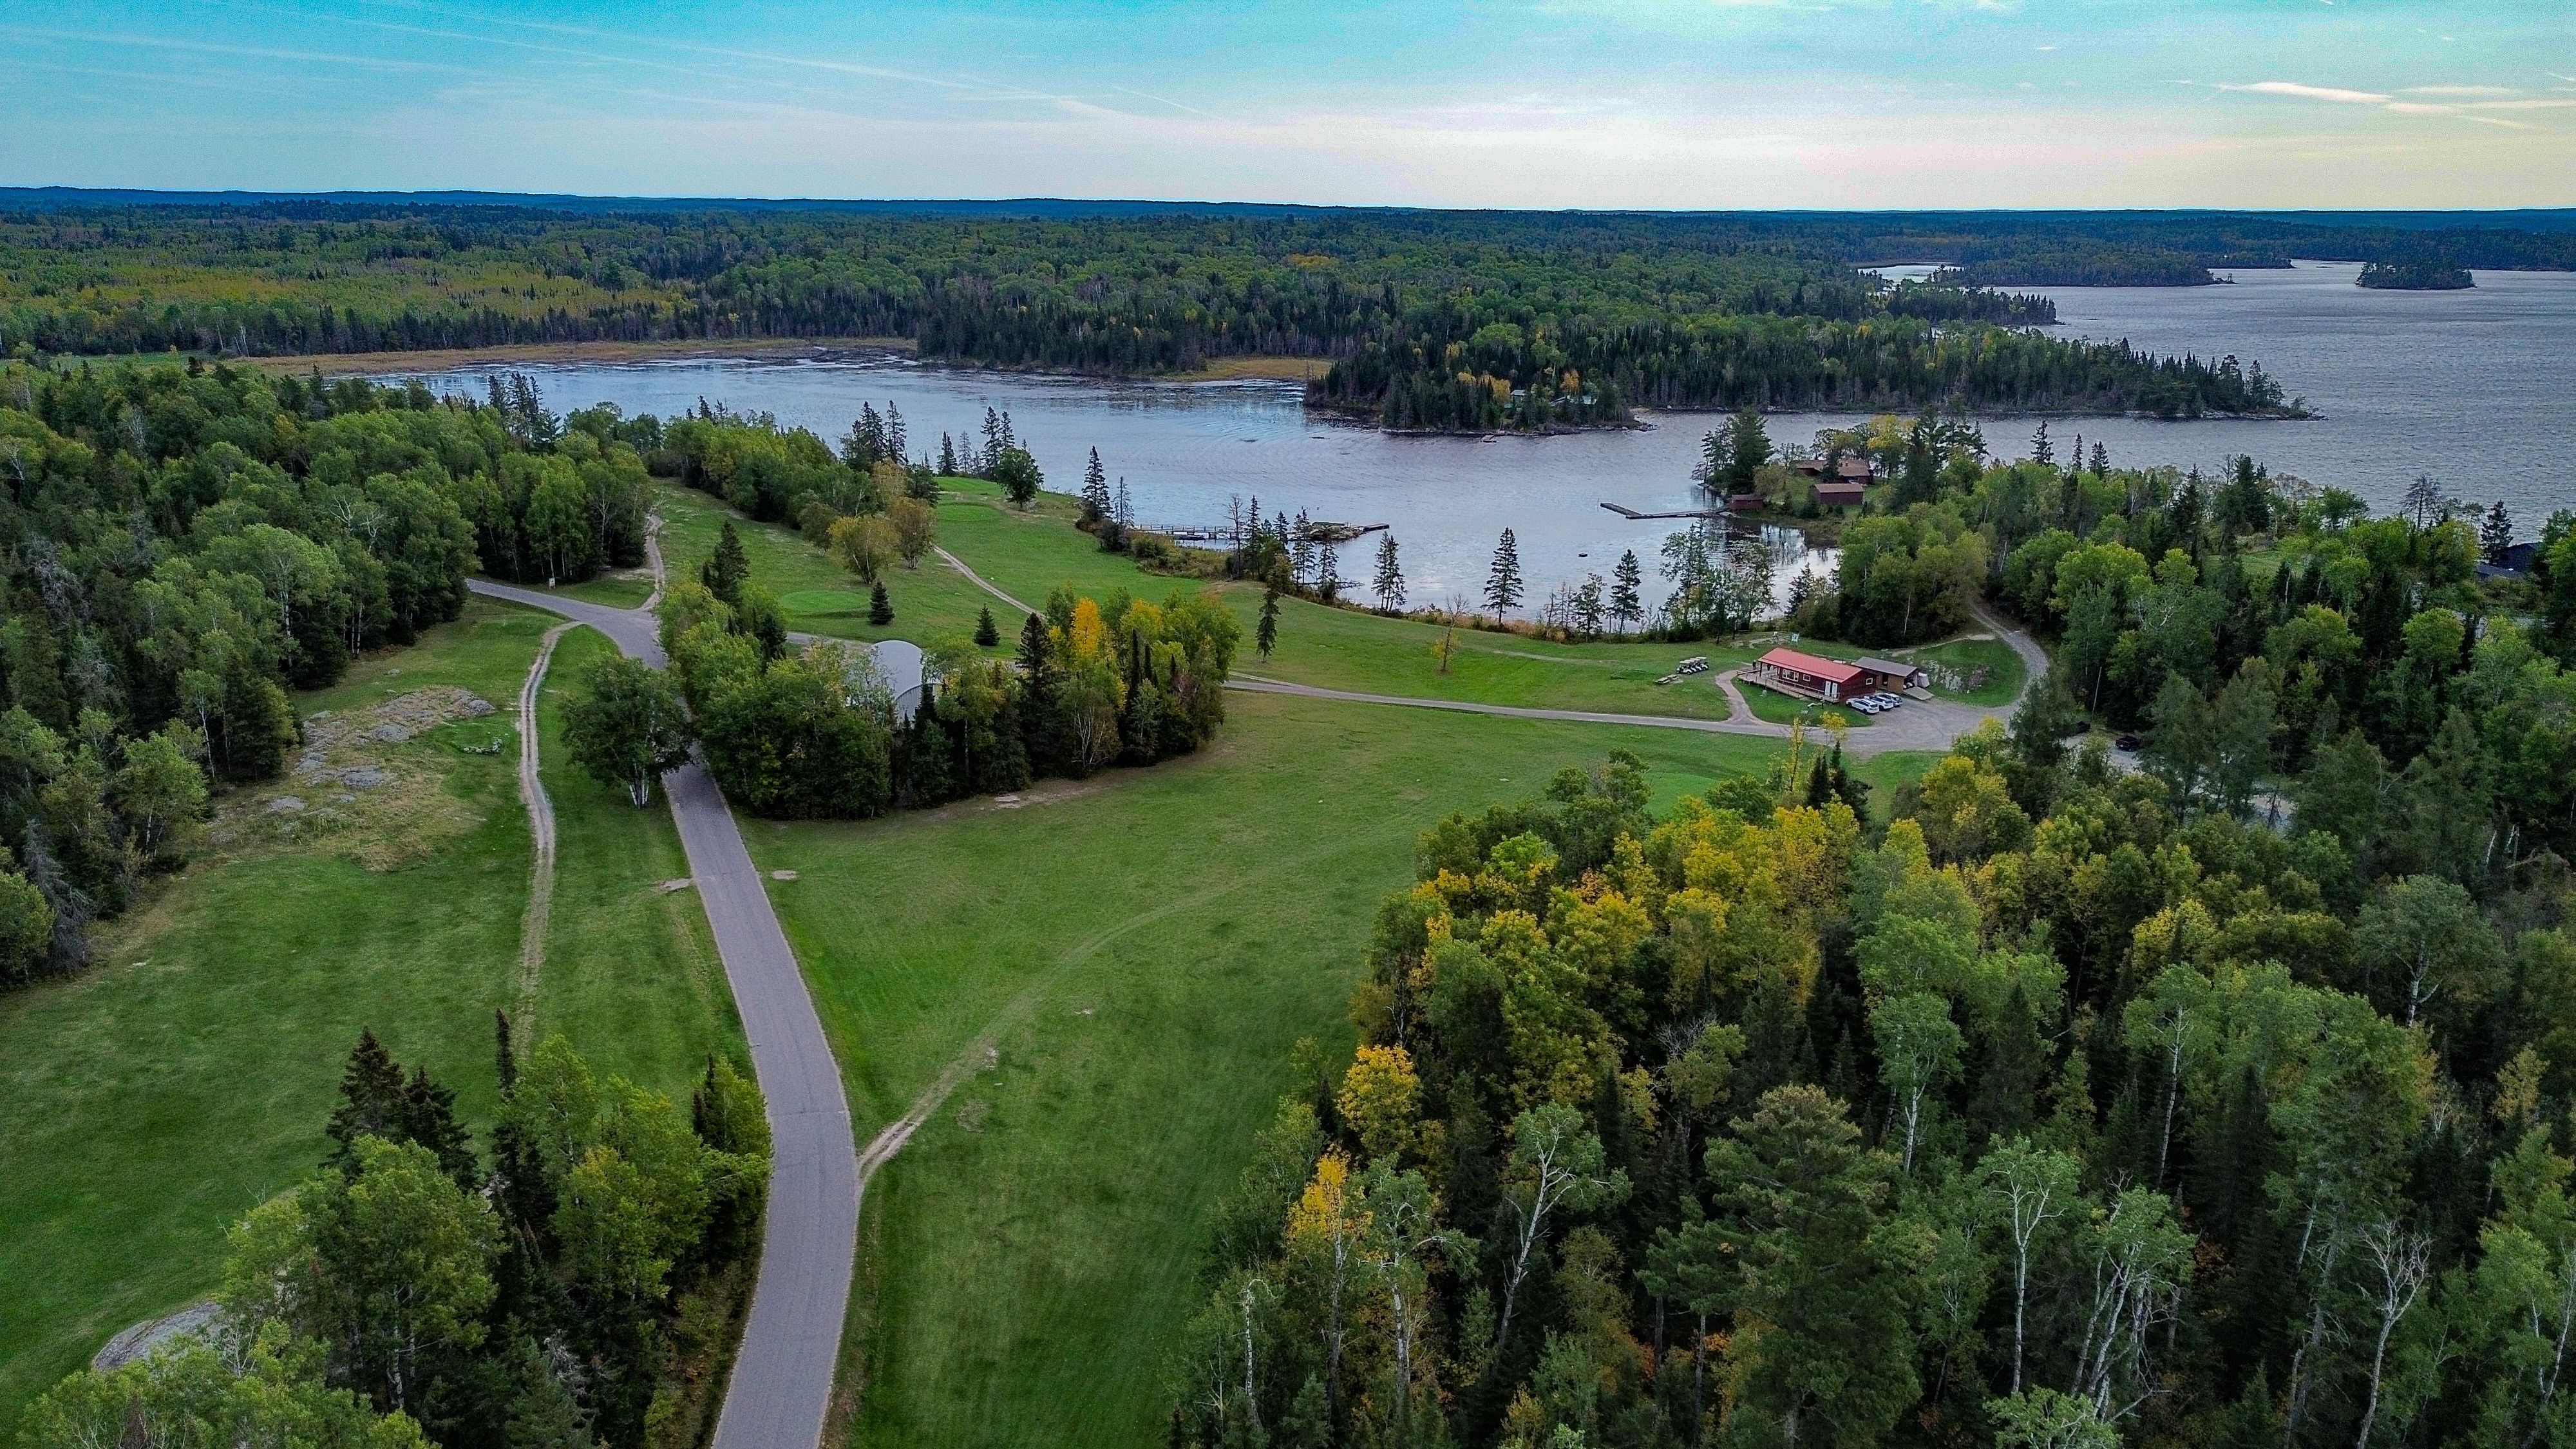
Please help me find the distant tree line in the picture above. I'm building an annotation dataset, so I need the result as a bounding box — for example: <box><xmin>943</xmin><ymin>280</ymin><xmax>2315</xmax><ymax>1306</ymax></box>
<box><xmin>0</xmin><ymin>205</ymin><xmax>2336</xmax><ymax>431</ymax></box>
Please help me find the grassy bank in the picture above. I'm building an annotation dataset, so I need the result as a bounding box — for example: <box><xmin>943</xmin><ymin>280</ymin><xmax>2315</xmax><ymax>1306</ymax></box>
<box><xmin>0</xmin><ymin>602</ymin><xmax>735</xmax><ymax>1433</ymax></box>
<box><xmin>752</xmin><ymin>690</ymin><xmax>1933</xmax><ymax>1449</ymax></box>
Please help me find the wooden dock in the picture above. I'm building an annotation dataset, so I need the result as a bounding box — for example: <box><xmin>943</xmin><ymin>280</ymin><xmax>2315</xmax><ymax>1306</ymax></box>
<box><xmin>1160</xmin><ymin>521</ymin><xmax>1389</xmax><ymax>544</ymax></box>
<box><xmin>1602</xmin><ymin>502</ymin><xmax>1731</xmax><ymax>522</ymax></box>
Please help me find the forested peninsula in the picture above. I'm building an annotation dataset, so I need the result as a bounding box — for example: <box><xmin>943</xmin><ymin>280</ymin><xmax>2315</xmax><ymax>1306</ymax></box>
<box><xmin>0</xmin><ymin>203</ymin><xmax>2303</xmax><ymax>431</ymax></box>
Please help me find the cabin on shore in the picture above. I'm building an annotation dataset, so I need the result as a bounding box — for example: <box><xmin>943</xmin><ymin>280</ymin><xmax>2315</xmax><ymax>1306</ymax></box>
<box><xmin>1814</xmin><ymin>480</ymin><xmax>1868</xmax><ymax>509</ymax></box>
<box><xmin>1750</xmin><ymin>647</ymin><xmax>1868</xmax><ymax>701</ymax></box>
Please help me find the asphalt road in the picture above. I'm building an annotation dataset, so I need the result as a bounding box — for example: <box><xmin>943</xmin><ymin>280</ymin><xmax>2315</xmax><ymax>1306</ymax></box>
<box><xmin>468</xmin><ymin>577</ymin><xmax>853</xmax><ymax>1449</ymax></box>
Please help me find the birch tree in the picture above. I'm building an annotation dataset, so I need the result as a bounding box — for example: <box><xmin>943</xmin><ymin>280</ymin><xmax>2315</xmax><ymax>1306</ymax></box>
<box><xmin>1495</xmin><ymin>1103</ymin><xmax>1627</xmax><ymax>1361</ymax></box>
<box><xmin>1870</xmin><ymin>992</ymin><xmax>1963</xmax><ymax>1173</ymax></box>
<box><xmin>1978</xmin><ymin>1137</ymin><xmax>2081</xmax><ymax>1396</ymax></box>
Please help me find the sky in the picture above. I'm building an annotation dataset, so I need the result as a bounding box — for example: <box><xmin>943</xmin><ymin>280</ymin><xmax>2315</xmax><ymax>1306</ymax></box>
<box><xmin>3</xmin><ymin>1</ymin><xmax>2571</xmax><ymax>209</ymax></box>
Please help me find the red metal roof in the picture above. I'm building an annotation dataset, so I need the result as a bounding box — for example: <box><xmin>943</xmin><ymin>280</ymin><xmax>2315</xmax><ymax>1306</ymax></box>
<box><xmin>1756</xmin><ymin>647</ymin><xmax>1865</xmax><ymax>684</ymax></box>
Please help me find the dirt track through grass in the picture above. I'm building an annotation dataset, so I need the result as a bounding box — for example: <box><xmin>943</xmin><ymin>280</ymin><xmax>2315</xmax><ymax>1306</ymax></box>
<box><xmin>512</xmin><ymin>623</ymin><xmax>573</xmax><ymax>1033</ymax></box>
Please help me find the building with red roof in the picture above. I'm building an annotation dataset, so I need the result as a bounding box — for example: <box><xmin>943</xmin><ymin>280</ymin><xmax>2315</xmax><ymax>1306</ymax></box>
<box><xmin>1750</xmin><ymin>647</ymin><xmax>1868</xmax><ymax>700</ymax></box>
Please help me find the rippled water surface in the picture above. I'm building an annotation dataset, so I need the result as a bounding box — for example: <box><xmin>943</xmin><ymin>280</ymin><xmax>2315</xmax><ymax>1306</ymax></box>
<box><xmin>406</xmin><ymin>260</ymin><xmax>2575</xmax><ymax>605</ymax></box>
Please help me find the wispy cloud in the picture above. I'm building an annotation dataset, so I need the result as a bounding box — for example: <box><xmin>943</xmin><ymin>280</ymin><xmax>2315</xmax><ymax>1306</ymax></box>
<box><xmin>2217</xmin><ymin>78</ymin><xmax>2558</xmax><ymax>128</ymax></box>
<box><xmin>2227</xmin><ymin>80</ymin><xmax>2390</xmax><ymax>104</ymax></box>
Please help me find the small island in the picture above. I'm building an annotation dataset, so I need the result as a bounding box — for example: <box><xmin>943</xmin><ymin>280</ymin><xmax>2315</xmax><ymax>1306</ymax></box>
<box><xmin>2358</xmin><ymin>258</ymin><xmax>2474</xmax><ymax>290</ymax></box>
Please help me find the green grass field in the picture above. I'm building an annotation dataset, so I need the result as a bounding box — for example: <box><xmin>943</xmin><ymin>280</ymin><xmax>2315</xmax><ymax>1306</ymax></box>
<box><xmin>748</xmin><ymin>690</ymin><xmax>1935</xmax><ymax>1449</ymax></box>
<box><xmin>0</xmin><ymin>603</ymin><xmax>736</xmax><ymax>1434</ymax></box>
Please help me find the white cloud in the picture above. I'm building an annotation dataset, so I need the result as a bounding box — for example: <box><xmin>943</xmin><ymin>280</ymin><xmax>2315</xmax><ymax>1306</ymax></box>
<box><xmin>2405</xmin><ymin>84</ymin><xmax>2517</xmax><ymax>96</ymax></box>
<box><xmin>2228</xmin><ymin>80</ymin><xmax>2391</xmax><ymax>104</ymax></box>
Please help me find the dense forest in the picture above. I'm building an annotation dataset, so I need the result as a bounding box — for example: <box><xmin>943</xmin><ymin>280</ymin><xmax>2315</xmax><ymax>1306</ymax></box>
<box><xmin>0</xmin><ymin>360</ymin><xmax>610</xmax><ymax>986</ymax></box>
<box><xmin>24</xmin><ymin>1026</ymin><xmax>770</xmax><ymax>1449</ymax></box>
<box><xmin>0</xmin><ymin>358</ymin><xmax>1191</xmax><ymax>984</ymax></box>
<box><xmin>1175</xmin><ymin>448</ymin><xmax>2576</xmax><ymax>1448</ymax></box>
<box><xmin>2357</xmin><ymin>261</ymin><xmax>2476</xmax><ymax>291</ymax></box>
<box><xmin>0</xmin><ymin>204</ymin><xmax>2304</xmax><ymax>428</ymax></box>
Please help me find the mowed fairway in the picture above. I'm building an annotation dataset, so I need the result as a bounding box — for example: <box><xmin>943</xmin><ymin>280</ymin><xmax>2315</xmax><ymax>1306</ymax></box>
<box><xmin>751</xmin><ymin>688</ymin><xmax>1936</xmax><ymax>1449</ymax></box>
<box><xmin>0</xmin><ymin>603</ymin><xmax>736</xmax><ymax>1432</ymax></box>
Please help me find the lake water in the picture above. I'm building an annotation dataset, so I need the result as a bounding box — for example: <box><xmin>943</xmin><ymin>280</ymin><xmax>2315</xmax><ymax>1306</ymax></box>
<box><xmin>402</xmin><ymin>258</ymin><xmax>2575</xmax><ymax>609</ymax></box>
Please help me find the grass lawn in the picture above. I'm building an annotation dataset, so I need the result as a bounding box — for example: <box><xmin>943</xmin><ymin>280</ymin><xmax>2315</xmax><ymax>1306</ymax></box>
<box><xmin>652</xmin><ymin>475</ymin><xmax>1754</xmax><ymax>719</ymax></box>
<box><xmin>1736</xmin><ymin>681</ymin><xmax>1870</xmax><ymax>731</ymax></box>
<box><xmin>750</xmin><ymin>690</ymin><xmax>1936</xmax><ymax>1449</ymax></box>
<box><xmin>652</xmin><ymin>484</ymin><xmax>1008</xmax><ymax>654</ymax></box>
<box><xmin>0</xmin><ymin>601</ymin><xmax>735</xmax><ymax>1434</ymax></box>
<box><xmin>1887</xmin><ymin>634</ymin><xmax>2028</xmax><ymax>706</ymax></box>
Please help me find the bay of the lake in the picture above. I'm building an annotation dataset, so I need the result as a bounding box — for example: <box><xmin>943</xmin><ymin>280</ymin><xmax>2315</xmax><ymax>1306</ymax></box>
<box><xmin>403</xmin><ymin>258</ymin><xmax>2574</xmax><ymax>607</ymax></box>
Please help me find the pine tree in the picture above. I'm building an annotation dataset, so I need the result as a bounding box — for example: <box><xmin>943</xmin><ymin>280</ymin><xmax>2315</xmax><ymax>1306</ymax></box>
<box><xmin>1258</xmin><ymin>587</ymin><xmax>1280</xmax><ymax>660</ymax></box>
<box><xmin>974</xmin><ymin>606</ymin><xmax>1000</xmax><ymax>647</ymax></box>
<box><xmin>397</xmin><ymin>1065</ymin><xmax>478</xmax><ymax>1188</ymax></box>
<box><xmin>1484</xmin><ymin>527</ymin><xmax>1524</xmax><ymax>616</ymax></box>
<box><xmin>885</xmin><ymin>402</ymin><xmax>907</xmax><ymax>461</ymax></box>
<box><xmin>1113</xmin><ymin>477</ymin><xmax>1133</xmax><ymax>529</ymax></box>
<box><xmin>2483</xmin><ymin>500</ymin><xmax>2515</xmax><ymax>564</ymax></box>
<box><xmin>868</xmin><ymin>581</ymin><xmax>894</xmax><ymax>625</ymax></box>
<box><xmin>1081</xmin><ymin>448</ymin><xmax>1110</xmax><ymax>525</ymax></box>
<box><xmin>939</xmin><ymin>432</ymin><xmax>958</xmax><ymax>476</ymax></box>
<box><xmin>1373</xmin><ymin>533</ymin><xmax>1406</xmax><ymax>610</ymax></box>
<box><xmin>325</xmin><ymin>1029</ymin><xmax>406</xmax><ymax>1171</ymax></box>
<box><xmin>2030</xmin><ymin>420</ymin><xmax>2053</xmax><ymax>466</ymax></box>
<box><xmin>1290</xmin><ymin>511</ymin><xmax>1315</xmax><ymax>585</ymax></box>
<box><xmin>1316</xmin><ymin>538</ymin><xmax>1341</xmax><ymax>601</ymax></box>
<box><xmin>701</xmin><ymin>521</ymin><xmax>749</xmax><ymax>606</ymax></box>
<box><xmin>1610</xmin><ymin>550</ymin><xmax>1644</xmax><ymax>634</ymax></box>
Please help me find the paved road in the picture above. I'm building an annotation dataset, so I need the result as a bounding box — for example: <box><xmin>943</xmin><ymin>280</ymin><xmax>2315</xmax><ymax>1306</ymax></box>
<box><xmin>468</xmin><ymin>576</ymin><xmax>853</xmax><ymax>1449</ymax></box>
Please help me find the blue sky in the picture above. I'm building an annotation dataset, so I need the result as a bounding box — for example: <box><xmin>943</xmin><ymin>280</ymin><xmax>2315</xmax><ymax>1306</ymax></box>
<box><xmin>5</xmin><ymin>1</ymin><xmax>2570</xmax><ymax>207</ymax></box>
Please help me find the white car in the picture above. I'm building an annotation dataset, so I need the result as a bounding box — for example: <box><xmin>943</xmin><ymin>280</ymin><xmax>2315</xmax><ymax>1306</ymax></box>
<box><xmin>1846</xmin><ymin>696</ymin><xmax>1882</xmax><ymax>714</ymax></box>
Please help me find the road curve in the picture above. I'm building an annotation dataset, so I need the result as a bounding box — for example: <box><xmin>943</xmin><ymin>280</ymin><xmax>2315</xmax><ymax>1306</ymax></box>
<box><xmin>469</xmin><ymin>577</ymin><xmax>853</xmax><ymax>1449</ymax></box>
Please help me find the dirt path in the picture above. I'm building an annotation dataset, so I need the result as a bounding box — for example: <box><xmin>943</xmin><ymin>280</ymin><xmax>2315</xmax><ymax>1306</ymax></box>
<box><xmin>936</xmin><ymin>545</ymin><xmax>1032</xmax><ymax>615</ymax></box>
<box><xmin>511</xmin><ymin>623</ymin><xmax>573</xmax><ymax>1032</ymax></box>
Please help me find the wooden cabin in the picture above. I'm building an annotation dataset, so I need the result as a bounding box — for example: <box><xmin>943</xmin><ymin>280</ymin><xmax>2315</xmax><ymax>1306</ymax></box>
<box><xmin>1750</xmin><ymin>647</ymin><xmax>1868</xmax><ymax>701</ymax></box>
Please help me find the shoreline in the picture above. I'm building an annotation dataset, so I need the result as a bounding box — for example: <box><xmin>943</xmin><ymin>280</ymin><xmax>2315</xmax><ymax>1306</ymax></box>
<box><xmin>85</xmin><ymin>344</ymin><xmax>2310</xmax><ymax>426</ymax></box>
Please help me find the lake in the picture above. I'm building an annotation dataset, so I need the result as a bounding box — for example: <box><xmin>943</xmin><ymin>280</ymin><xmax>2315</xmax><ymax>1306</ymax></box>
<box><xmin>402</xmin><ymin>258</ymin><xmax>2575</xmax><ymax>609</ymax></box>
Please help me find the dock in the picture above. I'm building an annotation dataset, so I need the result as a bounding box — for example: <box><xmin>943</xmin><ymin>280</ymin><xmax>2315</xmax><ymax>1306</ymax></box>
<box><xmin>1159</xmin><ymin>521</ymin><xmax>1390</xmax><ymax>544</ymax></box>
<box><xmin>1602</xmin><ymin>502</ymin><xmax>1732</xmax><ymax>521</ymax></box>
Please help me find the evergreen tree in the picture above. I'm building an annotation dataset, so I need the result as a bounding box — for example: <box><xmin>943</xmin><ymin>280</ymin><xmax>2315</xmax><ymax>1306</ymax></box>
<box><xmin>2030</xmin><ymin>420</ymin><xmax>2053</xmax><ymax>466</ymax></box>
<box><xmin>1484</xmin><ymin>528</ymin><xmax>1524</xmax><ymax>616</ymax></box>
<box><xmin>867</xmin><ymin>580</ymin><xmax>894</xmax><ymax>625</ymax></box>
<box><xmin>1113</xmin><ymin>477</ymin><xmax>1134</xmax><ymax>530</ymax></box>
<box><xmin>1315</xmin><ymin>538</ymin><xmax>1341</xmax><ymax>602</ymax></box>
<box><xmin>397</xmin><ymin>1065</ymin><xmax>478</xmax><ymax>1189</ymax></box>
<box><xmin>974</xmin><ymin>606</ymin><xmax>1000</xmax><ymax>647</ymax></box>
<box><xmin>1080</xmin><ymin>448</ymin><xmax>1110</xmax><ymax>525</ymax></box>
<box><xmin>2483</xmin><ymin>499</ymin><xmax>2516</xmax><ymax>563</ymax></box>
<box><xmin>700</xmin><ymin>521</ymin><xmax>750</xmax><ymax>606</ymax></box>
<box><xmin>324</xmin><ymin>1028</ymin><xmax>406</xmax><ymax>1172</ymax></box>
<box><xmin>1721</xmin><ymin>408</ymin><xmax>1772</xmax><ymax>494</ymax></box>
<box><xmin>1372</xmin><ymin>533</ymin><xmax>1406</xmax><ymax>610</ymax></box>
<box><xmin>1016</xmin><ymin>612</ymin><xmax>1064</xmax><ymax>773</ymax></box>
<box><xmin>1290</xmin><ymin>511</ymin><xmax>1315</xmax><ymax>585</ymax></box>
<box><xmin>938</xmin><ymin>432</ymin><xmax>958</xmax><ymax>475</ymax></box>
<box><xmin>1258</xmin><ymin>587</ymin><xmax>1280</xmax><ymax>660</ymax></box>
<box><xmin>1610</xmin><ymin>550</ymin><xmax>1644</xmax><ymax>634</ymax></box>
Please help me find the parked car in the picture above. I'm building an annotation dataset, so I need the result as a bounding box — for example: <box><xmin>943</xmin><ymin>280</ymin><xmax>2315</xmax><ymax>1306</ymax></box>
<box><xmin>1848</xmin><ymin>697</ymin><xmax>1882</xmax><ymax>714</ymax></box>
<box><xmin>1676</xmin><ymin>656</ymin><xmax>1710</xmax><ymax>675</ymax></box>
<box><xmin>2115</xmin><ymin>734</ymin><xmax>2142</xmax><ymax>752</ymax></box>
